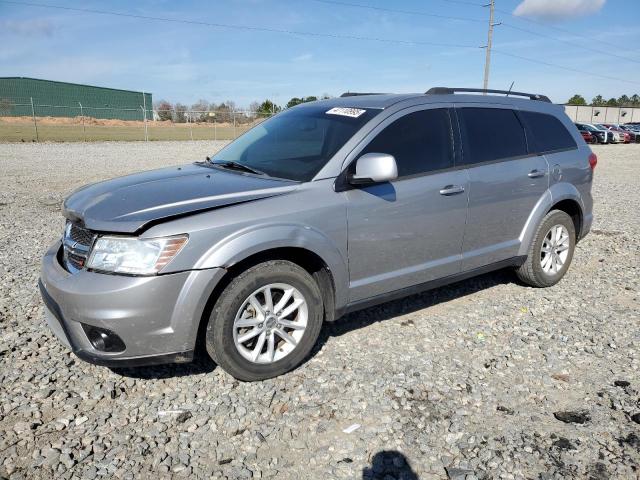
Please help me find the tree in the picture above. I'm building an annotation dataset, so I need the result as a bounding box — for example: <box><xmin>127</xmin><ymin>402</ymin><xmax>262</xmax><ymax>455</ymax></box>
<box><xmin>591</xmin><ymin>95</ymin><xmax>605</xmax><ymax>106</ymax></box>
<box><xmin>286</xmin><ymin>96</ymin><xmax>318</xmax><ymax>108</ymax></box>
<box><xmin>256</xmin><ymin>100</ymin><xmax>281</xmax><ymax>117</ymax></box>
<box><xmin>617</xmin><ymin>95</ymin><xmax>631</xmax><ymax>107</ymax></box>
<box><xmin>566</xmin><ymin>94</ymin><xmax>587</xmax><ymax>106</ymax></box>
<box><xmin>190</xmin><ymin>99</ymin><xmax>210</xmax><ymax>122</ymax></box>
<box><xmin>174</xmin><ymin>103</ymin><xmax>187</xmax><ymax>123</ymax></box>
<box><xmin>213</xmin><ymin>101</ymin><xmax>236</xmax><ymax>123</ymax></box>
<box><xmin>631</xmin><ymin>94</ymin><xmax>640</xmax><ymax>106</ymax></box>
<box><xmin>286</xmin><ymin>97</ymin><xmax>304</xmax><ymax>108</ymax></box>
<box><xmin>155</xmin><ymin>100</ymin><xmax>173</xmax><ymax>121</ymax></box>
<box><xmin>606</xmin><ymin>97</ymin><xmax>618</xmax><ymax>106</ymax></box>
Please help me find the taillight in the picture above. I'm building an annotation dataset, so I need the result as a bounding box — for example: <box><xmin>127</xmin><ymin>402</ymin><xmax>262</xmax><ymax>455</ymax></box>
<box><xmin>589</xmin><ymin>152</ymin><xmax>597</xmax><ymax>170</ymax></box>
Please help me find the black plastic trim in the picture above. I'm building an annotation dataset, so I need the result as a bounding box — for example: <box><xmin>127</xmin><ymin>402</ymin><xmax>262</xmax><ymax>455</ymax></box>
<box><xmin>336</xmin><ymin>256</ymin><xmax>527</xmax><ymax>317</ymax></box>
<box><xmin>340</xmin><ymin>92</ymin><xmax>386</xmax><ymax>97</ymax></box>
<box><xmin>426</xmin><ymin>87</ymin><xmax>551</xmax><ymax>103</ymax></box>
<box><xmin>38</xmin><ymin>279</ymin><xmax>194</xmax><ymax>368</ymax></box>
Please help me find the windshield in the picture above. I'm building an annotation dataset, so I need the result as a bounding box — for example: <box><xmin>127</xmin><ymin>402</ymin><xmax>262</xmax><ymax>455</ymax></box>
<box><xmin>211</xmin><ymin>104</ymin><xmax>380</xmax><ymax>182</ymax></box>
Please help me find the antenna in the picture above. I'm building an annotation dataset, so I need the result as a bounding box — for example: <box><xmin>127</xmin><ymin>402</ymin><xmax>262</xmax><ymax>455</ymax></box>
<box><xmin>506</xmin><ymin>81</ymin><xmax>514</xmax><ymax>96</ymax></box>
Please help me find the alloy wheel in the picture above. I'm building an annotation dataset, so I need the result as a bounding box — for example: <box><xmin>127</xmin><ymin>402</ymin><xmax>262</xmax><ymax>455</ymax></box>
<box><xmin>540</xmin><ymin>224</ymin><xmax>570</xmax><ymax>275</ymax></box>
<box><xmin>232</xmin><ymin>283</ymin><xmax>308</xmax><ymax>364</ymax></box>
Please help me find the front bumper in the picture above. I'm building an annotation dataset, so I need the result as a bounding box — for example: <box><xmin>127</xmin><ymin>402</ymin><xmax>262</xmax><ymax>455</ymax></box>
<box><xmin>39</xmin><ymin>241</ymin><xmax>225</xmax><ymax>368</ymax></box>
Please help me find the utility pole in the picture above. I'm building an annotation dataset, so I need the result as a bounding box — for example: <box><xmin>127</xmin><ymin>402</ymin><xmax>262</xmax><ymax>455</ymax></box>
<box><xmin>482</xmin><ymin>0</ymin><xmax>497</xmax><ymax>92</ymax></box>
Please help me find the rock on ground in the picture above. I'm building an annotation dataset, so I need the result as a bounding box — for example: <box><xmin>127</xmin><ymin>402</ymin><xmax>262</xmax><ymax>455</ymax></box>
<box><xmin>0</xmin><ymin>141</ymin><xmax>638</xmax><ymax>479</ymax></box>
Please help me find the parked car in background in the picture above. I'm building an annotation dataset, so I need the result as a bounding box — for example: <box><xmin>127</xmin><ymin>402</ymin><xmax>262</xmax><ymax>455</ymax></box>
<box><xmin>601</xmin><ymin>124</ymin><xmax>632</xmax><ymax>143</ymax></box>
<box><xmin>579</xmin><ymin>130</ymin><xmax>596</xmax><ymax>144</ymax></box>
<box><xmin>595</xmin><ymin>124</ymin><xmax>625</xmax><ymax>143</ymax></box>
<box><xmin>39</xmin><ymin>87</ymin><xmax>595</xmax><ymax>381</ymax></box>
<box><xmin>575</xmin><ymin>123</ymin><xmax>610</xmax><ymax>144</ymax></box>
<box><xmin>618</xmin><ymin>124</ymin><xmax>640</xmax><ymax>143</ymax></box>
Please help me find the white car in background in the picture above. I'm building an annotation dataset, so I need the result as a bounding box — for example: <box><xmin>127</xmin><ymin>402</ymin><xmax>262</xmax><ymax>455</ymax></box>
<box><xmin>594</xmin><ymin>124</ymin><xmax>624</xmax><ymax>143</ymax></box>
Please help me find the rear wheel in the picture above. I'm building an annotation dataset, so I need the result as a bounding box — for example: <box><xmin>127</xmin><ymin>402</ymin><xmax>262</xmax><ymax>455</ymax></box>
<box><xmin>516</xmin><ymin>210</ymin><xmax>576</xmax><ymax>288</ymax></box>
<box><xmin>205</xmin><ymin>260</ymin><xmax>323</xmax><ymax>381</ymax></box>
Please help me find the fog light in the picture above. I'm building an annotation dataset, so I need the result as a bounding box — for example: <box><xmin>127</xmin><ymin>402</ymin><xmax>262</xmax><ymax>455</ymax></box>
<box><xmin>82</xmin><ymin>324</ymin><xmax>126</xmax><ymax>353</ymax></box>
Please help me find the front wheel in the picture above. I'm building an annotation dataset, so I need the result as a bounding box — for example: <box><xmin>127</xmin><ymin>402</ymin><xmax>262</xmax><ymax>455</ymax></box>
<box><xmin>205</xmin><ymin>260</ymin><xmax>324</xmax><ymax>381</ymax></box>
<box><xmin>516</xmin><ymin>210</ymin><xmax>576</xmax><ymax>288</ymax></box>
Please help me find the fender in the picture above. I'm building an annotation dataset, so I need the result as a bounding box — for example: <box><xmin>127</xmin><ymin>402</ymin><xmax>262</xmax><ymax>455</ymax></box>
<box><xmin>193</xmin><ymin>223</ymin><xmax>350</xmax><ymax>310</ymax></box>
<box><xmin>517</xmin><ymin>182</ymin><xmax>584</xmax><ymax>257</ymax></box>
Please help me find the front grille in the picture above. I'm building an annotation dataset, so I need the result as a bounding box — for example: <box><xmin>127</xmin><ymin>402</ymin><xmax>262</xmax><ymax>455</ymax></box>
<box><xmin>68</xmin><ymin>223</ymin><xmax>94</xmax><ymax>245</ymax></box>
<box><xmin>67</xmin><ymin>252</ymin><xmax>86</xmax><ymax>270</ymax></box>
<box><xmin>62</xmin><ymin>221</ymin><xmax>95</xmax><ymax>273</ymax></box>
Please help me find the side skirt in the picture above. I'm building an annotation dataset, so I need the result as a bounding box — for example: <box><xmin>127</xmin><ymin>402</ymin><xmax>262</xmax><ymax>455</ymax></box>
<box><xmin>337</xmin><ymin>256</ymin><xmax>526</xmax><ymax>318</ymax></box>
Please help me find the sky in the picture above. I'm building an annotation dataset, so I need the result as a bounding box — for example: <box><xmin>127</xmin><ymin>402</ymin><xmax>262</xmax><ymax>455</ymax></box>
<box><xmin>1</xmin><ymin>0</ymin><xmax>639</xmax><ymax>108</ymax></box>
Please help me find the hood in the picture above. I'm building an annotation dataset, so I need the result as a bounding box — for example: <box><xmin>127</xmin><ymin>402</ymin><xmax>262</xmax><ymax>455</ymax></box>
<box><xmin>63</xmin><ymin>163</ymin><xmax>298</xmax><ymax>233</ymax></box>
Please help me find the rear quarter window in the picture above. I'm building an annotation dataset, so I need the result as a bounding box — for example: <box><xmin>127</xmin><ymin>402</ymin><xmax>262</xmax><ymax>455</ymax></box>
<box><xmin>457</xmin><ymin>107</ymin><xmax>528</xmax><ymax>165</ymax></box>
<box><xmin>521</xmin><ymin>111</ymin><xmax>577</xmax><ymax>153</ymax></box>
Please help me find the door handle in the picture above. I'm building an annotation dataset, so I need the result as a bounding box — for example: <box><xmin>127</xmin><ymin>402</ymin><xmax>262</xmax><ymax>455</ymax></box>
<box><xmin>439</xmin><ymin>185</ymin><xmax>465</xmax><ymax>196</ymax></box>
<box><xmin>527</xmin><ymin>169</ymin><xmax>545</xmax><ymax>178</ymax></box>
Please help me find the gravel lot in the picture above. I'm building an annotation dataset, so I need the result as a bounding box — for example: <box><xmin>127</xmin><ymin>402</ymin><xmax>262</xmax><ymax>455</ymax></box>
<box><xmin>0</xmin><ymin>141</ymin><xmax>638</xmax><ymax>480</ymax></box>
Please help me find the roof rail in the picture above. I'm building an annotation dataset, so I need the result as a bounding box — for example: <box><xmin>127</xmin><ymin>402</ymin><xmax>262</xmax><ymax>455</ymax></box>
<box><xmin>425</xmin><ymin>87</ymin><xmax>551</xmax><ymax>103</ymax></box>
<box><xmin>340</xmin><ymin>92</ymin><xmax>386</xmax><ymax>97</ymax></box>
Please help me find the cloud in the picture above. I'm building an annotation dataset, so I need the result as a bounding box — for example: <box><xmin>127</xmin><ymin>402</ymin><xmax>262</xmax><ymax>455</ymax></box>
<box><xmin>292</xmin><ymin>53</ymin><xmax>313</xmax><ymax>62</ymax></box>
<box><xmin>2</xmin><ymin>19</ymin><xmax>54</xmax><ymax>37</ymax></box>
<box><xmin>513</xmin><ymin>0</ymin><xmax>605</xmax><ymax>21</ymax></box>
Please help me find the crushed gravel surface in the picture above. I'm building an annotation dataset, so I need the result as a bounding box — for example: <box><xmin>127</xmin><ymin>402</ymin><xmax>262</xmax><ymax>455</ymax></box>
<box><xmin>0</xmin><ymin>141</ymin><xmax>638</xmax><ymax>479</ymax></box>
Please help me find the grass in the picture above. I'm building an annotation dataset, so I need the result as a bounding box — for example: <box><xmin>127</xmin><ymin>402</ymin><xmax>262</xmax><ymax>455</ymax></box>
<box><xmin>0</xmin><ymin>123</ymin><xmax>253</xmax><ymax>142</ymax></box>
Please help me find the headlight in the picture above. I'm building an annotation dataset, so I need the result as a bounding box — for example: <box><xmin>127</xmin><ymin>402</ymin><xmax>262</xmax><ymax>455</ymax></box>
<box><xmin>87</xmin><ymin>235</ymin><xmax>188</xmax><ymax>275</ymax></box>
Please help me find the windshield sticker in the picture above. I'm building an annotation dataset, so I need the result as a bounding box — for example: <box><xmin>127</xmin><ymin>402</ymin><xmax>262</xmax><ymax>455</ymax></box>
<box><xmin>326</xmin><ymin>107</ymin><xmax>366</xmax><ymax>118</ymax></box>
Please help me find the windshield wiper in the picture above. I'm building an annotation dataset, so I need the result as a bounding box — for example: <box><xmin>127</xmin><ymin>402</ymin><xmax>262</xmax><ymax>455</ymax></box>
<box><xmin>207</xmin><ymin>158</ymin><xmax>266</xmax><ymax>176</ymax></box>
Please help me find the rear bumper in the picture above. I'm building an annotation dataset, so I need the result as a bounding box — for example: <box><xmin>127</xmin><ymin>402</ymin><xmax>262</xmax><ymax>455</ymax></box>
<box><xmin>39</xmin><ymin>241</ymin><xmax>225</xmax><ymax>368</ymax></box>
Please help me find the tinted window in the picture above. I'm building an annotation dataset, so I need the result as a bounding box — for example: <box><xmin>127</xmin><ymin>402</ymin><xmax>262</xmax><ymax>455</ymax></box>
<box><xmin>360</xmin><ymin>109</ymin><xmax>454</xmax><ymax>177</ymax></box>
<box><xmin>214</xmin><ymin>105</ymin><xmax>380</xmax><ymax>182</ymax></box>
<box><xmin>458</xmin><ymin>108</ymin><xmax>528</xmax><ymax>165</ymax></box>
<box><xmin>522</xmin><ymin>111</ymin><xmax>577</xmax><ymax>153</ymax></box>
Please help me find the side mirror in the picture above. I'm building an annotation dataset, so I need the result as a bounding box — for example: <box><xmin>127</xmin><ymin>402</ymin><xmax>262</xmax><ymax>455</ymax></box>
<box><xmin>349</xmin><ymin>153</ymin><xmax>398</xmax><ymax>185</ymax></box>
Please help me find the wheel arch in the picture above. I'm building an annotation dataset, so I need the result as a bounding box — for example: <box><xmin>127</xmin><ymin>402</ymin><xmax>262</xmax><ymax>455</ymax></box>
<box><xmin>518</xmin><ymin>184</ymin><xmax>585</xmax><ymax>256</ymax></box>
<box><xmin>194</xmin><ymin>245</ymin><xmax>340</xmax><ymax>357</ymax></box>
<box><xmin>547</xmin><ymin>198</ymin><xmax>583</xmax><ymax>241</ymax></box>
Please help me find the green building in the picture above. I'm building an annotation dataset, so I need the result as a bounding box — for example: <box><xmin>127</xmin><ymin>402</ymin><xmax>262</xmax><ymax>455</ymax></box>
<box><xmin>0</xmin><ymin>77</ymin><xmax>152</xmax><ymax>121</ymax></box>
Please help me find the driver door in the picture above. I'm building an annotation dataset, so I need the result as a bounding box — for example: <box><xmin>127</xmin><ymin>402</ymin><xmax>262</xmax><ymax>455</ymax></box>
<box><xmin>343</xmin><ymin>107</ymin><xmax>469</xmax><ymax>303</ymax></box>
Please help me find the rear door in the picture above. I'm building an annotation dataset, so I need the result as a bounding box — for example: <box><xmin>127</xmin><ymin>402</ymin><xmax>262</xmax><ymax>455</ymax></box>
<box><xmin>456</xmin><ymin>105</ymin><xmax>549</xmax><ymax>271</ymax></box>
<box><xmin>344</xmin><ymin>106</ymin><xmax>468</xmax><ymax>302</ymax></box>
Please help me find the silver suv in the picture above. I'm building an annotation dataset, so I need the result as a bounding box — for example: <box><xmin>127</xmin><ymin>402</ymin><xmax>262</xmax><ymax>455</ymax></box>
<box><xmin>40</xmin><ymin>87</ymin><xmax>595</xmax><ymax>381</ymax></box>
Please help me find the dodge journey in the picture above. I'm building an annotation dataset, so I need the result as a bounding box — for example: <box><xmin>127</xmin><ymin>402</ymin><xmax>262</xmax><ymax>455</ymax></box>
<box><xmin>40</xmin><ymin>87</ymin><xmax>595</xmax><ymax>380</ymax></box>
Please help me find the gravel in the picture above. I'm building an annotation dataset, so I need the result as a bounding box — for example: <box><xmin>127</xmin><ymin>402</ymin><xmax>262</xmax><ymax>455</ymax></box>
<box><xmin>0</xmin><ymin>141</ymin><xmax>638</xmax><ymax>479</ymax></box>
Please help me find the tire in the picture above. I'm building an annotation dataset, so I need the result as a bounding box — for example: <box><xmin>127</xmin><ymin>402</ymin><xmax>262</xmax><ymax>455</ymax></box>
<box><xmin>205</xmin><ymin>260</ymin><xmax>324</xmax><ymax>381</ymax></box>
<box><xmin>516</xmin><ymin>210</ymin><xmax>576</xmax><ymax>288</ymax></box>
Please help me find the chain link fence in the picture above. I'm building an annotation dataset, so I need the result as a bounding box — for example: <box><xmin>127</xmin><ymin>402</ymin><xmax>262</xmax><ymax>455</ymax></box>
<box><xmin>0</xmin><ymin>98</ymin><xmax>275</xmax><ymax>142</ymax></box>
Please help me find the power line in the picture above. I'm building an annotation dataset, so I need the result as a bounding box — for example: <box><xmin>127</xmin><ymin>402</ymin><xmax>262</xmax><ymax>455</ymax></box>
<box><xmin>501</xmin><ymin>22</ymin><xmax>640</xmax><ymax>65</ymax></box>
<box><xmin>311</xmin><ymin>0</ymin><xmax>485</xmax><ymax>24</ymax></box>
<box><xmin>437</xmin><ymin>0</ymin><xmax>485</xmax><ymax>6</ymax></box>
<box><xmin>494</xmin><ymin>7</ymin><xmax>614</xmax><ymax>48</ymax></box>
<box><xmin>313</xmin><ymin>0</ymin><xmax>640</xmax><ymax>65</ymax></box>
<box><xmin>308</xmin><ymin>0</ymin><xmax>640</xmax><ymax>86</ymax></box>
<box><xmin>3</xmin><ymin>0</ymin><xmax>639</xmax><ymax>88</ymax></box>
<box><xmin>441</xmin><ymin>0</ymin><xmax>637</xmax><ymax>54</ymax></box>
<box><xmin>0</xmin><ymin>0</ymin><xmax>479</xmax><ymax>49</ymax></box>
<box><xmin>493</xmin><ymin>49</ymin><xmax>640</xmax><ymax>87</ymax></box>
